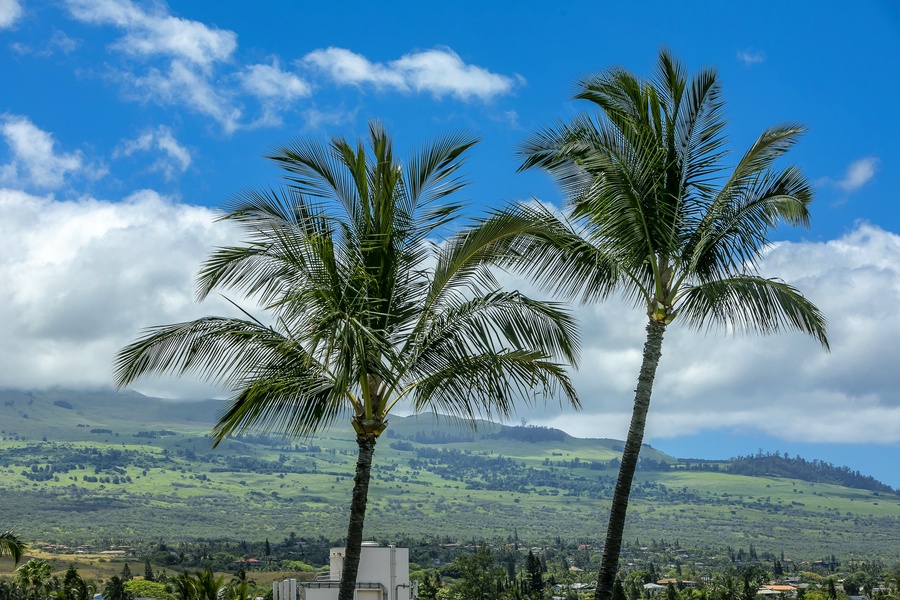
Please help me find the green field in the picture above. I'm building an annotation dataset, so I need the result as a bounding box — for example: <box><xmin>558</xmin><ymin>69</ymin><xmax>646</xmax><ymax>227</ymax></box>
<box><xmin>1</xmin><ymin>388</ymin><xmax>898</xmax><ymax>561</ymax></box>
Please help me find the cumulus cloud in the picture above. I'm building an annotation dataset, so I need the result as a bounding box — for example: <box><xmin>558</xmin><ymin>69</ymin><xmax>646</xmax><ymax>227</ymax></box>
<box><xmin>240</xmin><ymin>61</ymin><xmax>310</xmax><ymax>100</ymax></box>
<box><xmin>60</xmin><ymin>1</ymin><xmax>515</xmax><ymax>130</ymax></box>
<box><xmin>0</xmin><ymin>0</ymin><xmax>23</xmax><ymax>29</ymax></box>
<box><xmin>507</xmin><ymin>223</ymin><xmax>900</xmax><ymax>446</ymax></box>
<box><xmin>114</xmin><ymin>125</ymin><xmax>192</xmax><ymax>180</ymax></box>
<box><xmin>8</xmin><ymin>186</ymin><xmax>897</xmax><ymax>447</ymax></box>
<box><xmin>304</xmin><ymin>47</ymin><xmax>518</xmax><ymax>101</ymax></box>
<box><xmin>65</xmin><ymin>0</ymin><xmax>244</xmax><ymax>132</ymax></box>
<box><xmin>65</xmin><ymin>0</ymin><xmax>236</xmax><ymax>69</ymax></box>
<box><xmin>0</xmin><ymin>115</ymin><xmax>105</xmax><ymax>189</ymax></box>
<box><xmin>239</xmin><ymin>60</ymin><xmax>311</xmax><ymax>127</ymax></box>
<box><xmin>0</xmin><ymin>188</ymin><xmax>238</xmax><ymax>398</ymax></box>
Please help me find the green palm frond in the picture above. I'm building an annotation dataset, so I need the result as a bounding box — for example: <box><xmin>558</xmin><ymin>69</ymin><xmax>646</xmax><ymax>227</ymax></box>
<box><xmin>0</xmin><ymin>529</ymin><xmax>25</xmax><ymax>565</ymax></box>
<box><xmin>677</xmin><ymin>275</ymin><xmax>829</xmax><ymax>349</ymax></box>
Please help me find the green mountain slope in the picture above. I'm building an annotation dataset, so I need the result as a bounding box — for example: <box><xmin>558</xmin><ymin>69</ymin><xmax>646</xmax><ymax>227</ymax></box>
<box><xmin>1</xmin><ymin>388</ymin><xmax>897</xmax><ymax>560</ymax></box>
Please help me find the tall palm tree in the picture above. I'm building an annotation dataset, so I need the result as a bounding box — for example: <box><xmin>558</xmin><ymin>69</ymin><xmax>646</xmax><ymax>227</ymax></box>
<box><xmin>114</xmin><ymin>121</ymin><xmax>580</xmax><ymax>600</ymax></box>
<box><xmin>0</xmin><ymin>530</ymin><xmax>25</xmax><ymax>566</ymax></box>
<box><xmin>474</xmin><ymin>49</ymin><xmax>828</xmax><ymax>600</ymax></box>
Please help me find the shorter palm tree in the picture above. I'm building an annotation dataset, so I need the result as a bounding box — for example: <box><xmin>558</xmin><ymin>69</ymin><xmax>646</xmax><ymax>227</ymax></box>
<box><xmin>115</xmin><ymin>121</ymin><xmax>580</xmax><ymax>600</ymax></box>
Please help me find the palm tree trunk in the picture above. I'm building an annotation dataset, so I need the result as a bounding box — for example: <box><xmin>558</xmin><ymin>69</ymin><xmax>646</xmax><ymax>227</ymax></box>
<box><xmin>338</xmin><ymin>435</ymin><xmax>377</xmax><ymax>600</ymax></box>
<box><xmin>595</xmin><ymin>319</ymin><xmax>665</xmax><ymax>600</ymax></box>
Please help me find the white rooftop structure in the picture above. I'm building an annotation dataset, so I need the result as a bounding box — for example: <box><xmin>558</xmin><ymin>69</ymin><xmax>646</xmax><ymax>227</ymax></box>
<box><xmin>274</xmin><ymin>542</ymin><xmax>413</xmax><ymax>600</ymax></box>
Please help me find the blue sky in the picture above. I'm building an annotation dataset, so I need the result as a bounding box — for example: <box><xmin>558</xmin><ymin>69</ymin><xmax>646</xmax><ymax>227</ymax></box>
<box><xmin>1</xmin><ymin>1</ymin><xmax>899</xmax><ymax>487</ymax></box>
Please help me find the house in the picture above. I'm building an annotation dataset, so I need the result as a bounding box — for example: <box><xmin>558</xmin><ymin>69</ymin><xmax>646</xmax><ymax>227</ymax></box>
<box><xmin>274</xmin><ymin>542</ymin><xmax>412</xmax><ymax>600</ymax></box>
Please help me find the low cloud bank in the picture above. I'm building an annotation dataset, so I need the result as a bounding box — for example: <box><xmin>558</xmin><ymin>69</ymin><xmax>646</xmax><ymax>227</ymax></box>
<box><xmin>2</xmin><ymin>190</ymin><xmax>898</xmax><ymax>444</ymax></box>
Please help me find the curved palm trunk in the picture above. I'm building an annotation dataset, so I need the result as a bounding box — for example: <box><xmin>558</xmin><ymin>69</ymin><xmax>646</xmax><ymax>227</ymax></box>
<box><xmin>595</xmin><ymin>320</ymin><xmax>665</xmax><ymax>600</ymax></box>
<box><xmin>338</xmin><ymin>435</ymin><xmax>377</xmax><ymax>600</ymax></box>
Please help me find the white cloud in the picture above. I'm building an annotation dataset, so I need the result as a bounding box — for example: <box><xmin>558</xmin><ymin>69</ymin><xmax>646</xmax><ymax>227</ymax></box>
<box><xmin>239</xmin><ymin>60</ymin><xmax>312</xmax><ymax>127</ymax></box>
<box><xmin>304</xmin><ymin>47</ymin><xmax>407</xmax><ymax>89</ymax></box>
<box><xmin>65</xmin><ymin>0</ymin><xmax>236</xmax><ymax>69</ymax></box>
<box><xmin>508</xmin><ymin>223</ymin><xmax>900</xmax><ymax>446</ymax></box>
<box><xmin>304</xmin><ymin>47</ymin><xmax>518</xmax><ymax>101</ymax></box>
<box><xmin>0</xmin><ymin>188</ymin><xmax>237</xmax><ymax>398</ymax></box>
<box><xmin>6</xmin><ymin>182</ymin><xmax>899</xmax><ymax>447</ymax></box>
<box><xmin>240</xmin><ymin>61</ymin><xmax>310</xmax><ymax>100</ymax></box>
<box><xmin>0</xmin><ymin>0</ymin><xmax>23</xmax><ymax>29</ymax></box>
<box><xmin>114</xmin><ymin>126</ymin><xmax>192</xmax><ymax>180</ymax></box>
<box><xmin>737</xmin><ymin>49</ymin><xmax>766</xmax><ymax>66</ymax></box>
<box><xmin>837</xmin><ymin>157</ymin><xmax>879</xmax><ymax>191</ymax></box>
<box><xmin>65</xmin><ymin>0</ymin><xmax>244</xmax><ymax>132</ymax></box>
<box><xmin>0</xmin><ymin>115</ymin><xmax>105</xmax><ymax>189</ymax></box>
<box><xmin>128</xmin><ymin>60</ymin><xmax>243</xmax><ymax>133</ymax></box>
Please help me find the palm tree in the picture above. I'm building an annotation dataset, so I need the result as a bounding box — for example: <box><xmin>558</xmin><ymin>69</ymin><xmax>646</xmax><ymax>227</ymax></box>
<box><xmin>15</xmin><ymin>559</ymin><xmax>52</xmax><ymax>600</ymax></box>
<box><xmin>193</xmin><ymin>569</ymin><xmax>225</xmax><ymax>600</ymax></box>
<box><xmin>0</xmin><ymin>530</ymin><xmax>25</xmax><ymax>566</ymax></box>
<box><xmin>168</xmin><ymin>571</ymin><xmax>196</xmax><ymax>600</ymax></box>
<box><xmin>475</xmin><ymin>49</ymin><xmax>828</xmax><ymax>600</ymax></box>
<box><xmin>114</xmin><ymin>121</ymin><xmax>580</xmax><ymax>600</ymax></box>
<box><xmin>103</xmin><ymin>576</ymin><xmax>132</xmax><ymax>600</ymax></box>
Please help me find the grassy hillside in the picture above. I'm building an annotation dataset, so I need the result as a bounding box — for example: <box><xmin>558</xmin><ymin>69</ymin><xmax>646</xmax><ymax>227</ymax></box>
<box><xmin>1</xmin><ymin>388</ymin><xmax>898</xmax><ymax>561</ymax></box>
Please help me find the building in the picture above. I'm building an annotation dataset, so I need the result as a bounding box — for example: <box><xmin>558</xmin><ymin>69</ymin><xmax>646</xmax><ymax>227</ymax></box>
<box><xmin>274</xmin><ymin>542</ymin><xmax>413</xmax><ymax>600</ymax></box>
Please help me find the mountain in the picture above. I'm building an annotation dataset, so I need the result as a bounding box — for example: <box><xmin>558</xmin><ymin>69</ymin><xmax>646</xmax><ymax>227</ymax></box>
<box><xmin>1</xmin><ymin>388</ymin><xmax>898</xmax><ymax>560</ymax></box>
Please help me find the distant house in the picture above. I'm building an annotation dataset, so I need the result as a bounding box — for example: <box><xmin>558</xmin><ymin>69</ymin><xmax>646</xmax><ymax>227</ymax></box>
<box><xmin>274</xmin><ymin>542</ymin><xmax>411</xmax><ymax>600</ymax></box>
<box><xmin>760</xmin><ymin>585</ymin><xmax>798</xmax><ymax>597</ymax></box>
<box><xmin>644</xmin><ymin>583</ymin><xmax>666</xmax><ymax>595</ymax></box>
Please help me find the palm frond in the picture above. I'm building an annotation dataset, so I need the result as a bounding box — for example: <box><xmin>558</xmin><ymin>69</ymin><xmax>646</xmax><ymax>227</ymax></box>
<box><xmin>211</xmin><ymin>371</ymin><xmax>344</xmax><ymax>445</ymax></box>
<box><xmin>677</xmin><ymin>275</ymin><xmax>829</xmax><ymax>349</ymax></box>
<box><xmin>408</xmin><ymin>349</ymin><xmax>579</xmax><ymax>422</ymax></box>
<box><xmin>0</xmin><ymin>529</ymin><xmax>25</xmax><ymax>565</ymax></box>
<box><xmin>461</xmin><ymin>203</ymin><xmax>623</xmax><ymax>304</ymax></box>
<box><xmin>113</xmin><ymin>317</ymin><xmax>315</xmax><ymax>389</ymax></box>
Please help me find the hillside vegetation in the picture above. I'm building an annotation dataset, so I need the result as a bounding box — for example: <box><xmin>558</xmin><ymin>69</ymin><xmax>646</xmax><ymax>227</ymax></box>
<box><xmin>1</xmin><ymin>389</ymin><xmax>897</xmax><ymax>561</ymax></box>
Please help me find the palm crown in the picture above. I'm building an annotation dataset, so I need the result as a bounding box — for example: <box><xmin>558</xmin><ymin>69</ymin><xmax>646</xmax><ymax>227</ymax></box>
<box><xmin>510</xmin><ymin>51</ymin><xmax>827</xmax><ymax>345</ymax></box>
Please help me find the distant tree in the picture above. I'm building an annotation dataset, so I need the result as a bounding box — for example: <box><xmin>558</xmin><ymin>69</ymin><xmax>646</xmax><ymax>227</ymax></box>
<box><xmin>418</xmin><ymin>574</ymin><xmax>440</xmax><ymax>600</ymax></box>
<box><xmin>145</xmin><ymin>559</ymin><xmax>155</xmax><ymax>582</ymax></box>
<box><xmin>124</xmin><ymin>580</ymin><xmax>169</xmax><ymax>600</ymax></box>
<box><xmin>63</xmin><ymin>565</ymin><xmax>92</xmax><ymax>600</ymax></box>
<box><xmin>451</xmin><ymin>545</ymin><xmax>507</xmax><ymax>600</ymax></box>
<box><xmin>103</xmin><ymin>577</ymin><xmax>133</xmax><ymax>600</ymax></box>
<box><xmin>264</xmin><ymin>539</ymin><xmax>271</xmax><ymax>557</ymax></box>
<box><xmin>120</xmin><ymin>563</ymin><xmax>133</xmax><ymax>581</ymax></box>
<box><xmin>612</xmin><ymin>580</ymin><xmax>627</xmax><ymax>600</ymax></box>
<box><xmin>526</xmin><ymin>551</ymin><xmax>543</xmax><ymax>595</ymax></box>
<box><xmin>842</xmin><ymin>572</ymin><xmax>873</xmax><ymax>597</ymax></box>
